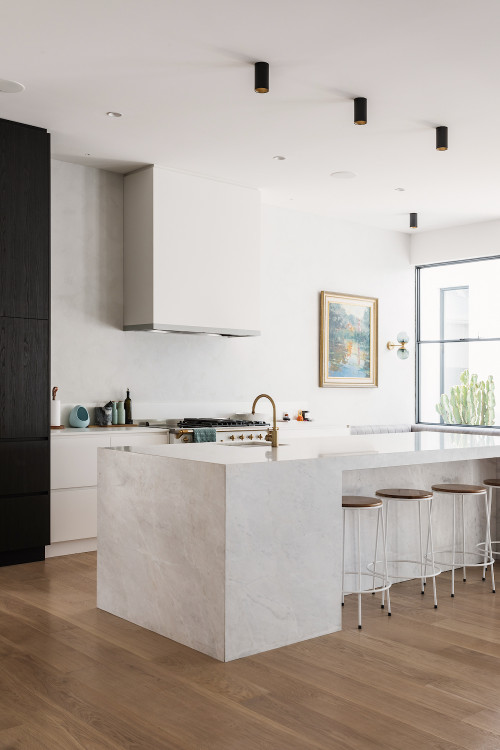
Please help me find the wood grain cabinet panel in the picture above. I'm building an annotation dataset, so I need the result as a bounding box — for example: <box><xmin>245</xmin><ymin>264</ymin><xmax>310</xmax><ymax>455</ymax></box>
<box><xmin>0</xmin><ymin>317</ymin><xmax>49</xmax><ymax>439</ymax></box>
<box><xmin>0</xmin><ymin>493</ymin><xmax>49</xmax><ymax>552</ymax></box>
<box><xmin>0</xmin><ymin>119</ymin><xmax>50</xmax><ymax>320</ymax></box>
<box><xmin>0</xmin><ymin>440</ymin><xmax>49</xmax><ymax>496</ymax></box>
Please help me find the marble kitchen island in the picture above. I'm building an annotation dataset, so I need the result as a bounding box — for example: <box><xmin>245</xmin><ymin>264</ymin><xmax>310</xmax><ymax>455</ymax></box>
<box><xmin>97</xmin><ymin>432</ymin><xmax>500</xmax><ymax>661</ymax></box>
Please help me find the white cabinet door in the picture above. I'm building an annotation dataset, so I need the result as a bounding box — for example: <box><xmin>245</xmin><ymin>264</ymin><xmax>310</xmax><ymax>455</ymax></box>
<box><xmin>51</xmin><ymin>487</ymin><xmax>97</xmax><ymax>543</ymax></box>
<box><xmin>51</xmin><ymin>436</ymin><xmax>110</xmax><ymax>489</ymax></box>
<box><xmin>109</xmin><ymin>433</ymin><xmax>170</xmax><ymax>448</ymax></box>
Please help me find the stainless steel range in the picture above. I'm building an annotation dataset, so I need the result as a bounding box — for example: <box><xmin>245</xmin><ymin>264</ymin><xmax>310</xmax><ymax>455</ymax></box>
<box><xmin>169</xmin><ymin>417</ymin><xmax>270</xmax><ymax>444</ymax></box>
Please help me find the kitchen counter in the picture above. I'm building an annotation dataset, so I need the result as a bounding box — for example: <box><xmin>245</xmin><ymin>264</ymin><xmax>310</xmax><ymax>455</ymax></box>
<box><xmin>97</xmin><ymin>432</ymin><xmax>500</xmax><ymax>661</ymax></box>
<box><xmin>100</xmin><ymin>430</ymin><xmax>500</xmax><ymax>464</ymax></box>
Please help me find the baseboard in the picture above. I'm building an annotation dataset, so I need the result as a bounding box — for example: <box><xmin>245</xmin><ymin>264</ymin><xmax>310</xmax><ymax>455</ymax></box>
<box><xmin>45</xmin><ymin>538</ymin><xmax>97</xmax><ymax>558</ymax></box>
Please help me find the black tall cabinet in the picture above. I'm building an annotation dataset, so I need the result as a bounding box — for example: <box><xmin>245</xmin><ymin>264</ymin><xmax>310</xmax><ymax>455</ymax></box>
<box><xmin>0</xmin><ymin>117</ymin><xmax>50</xmax><ymax>565</ymax></box>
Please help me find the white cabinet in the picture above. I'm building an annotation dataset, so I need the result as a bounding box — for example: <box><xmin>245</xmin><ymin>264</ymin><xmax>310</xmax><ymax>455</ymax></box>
<box><xmin>49</xmin><ymin>431</ymin><xmax>170</xmax><ymax>554</ymax></box>
<box><xmin>124</xmin><ymin>165</ymin><xmax>261</xmax><ymax>336</ymax></box>
<box><xmin>51</xmin><ymin>436</ymin><xmax>109</xmax><ymax>489</ymax></box>
<box><xmin>51</xmin><ymin>487</ymin><xmax>98</xmax><ymax>543</ymax></box>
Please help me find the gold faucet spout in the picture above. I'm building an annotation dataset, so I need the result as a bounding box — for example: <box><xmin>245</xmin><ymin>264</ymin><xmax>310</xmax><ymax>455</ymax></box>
<box><xmin>252</xmin><ymin>393</ymin><xmax>279</xmax><ymax>447</ymax></box>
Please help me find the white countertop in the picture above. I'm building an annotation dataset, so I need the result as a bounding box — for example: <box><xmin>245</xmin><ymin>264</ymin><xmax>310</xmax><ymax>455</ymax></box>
<box><xmin>51</xmin><ymin>426</ymin><xmax>170</xmax><ymax>438</ymax></box>
<box><xmin>107</xmin><ymin>431</ymin><xmax>500</xmax><ymax>468</ymax></box>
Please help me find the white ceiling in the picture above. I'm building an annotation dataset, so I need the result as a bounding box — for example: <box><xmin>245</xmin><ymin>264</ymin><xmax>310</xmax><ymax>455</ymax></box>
<box><xmin>1</xmin><ymin>0</ymin><xmax>499</xmax><ymax>233</ymax></box>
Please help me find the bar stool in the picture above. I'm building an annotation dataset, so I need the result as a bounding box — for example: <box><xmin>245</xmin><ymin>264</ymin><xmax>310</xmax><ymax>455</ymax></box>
<box><xmin>431</xmin><ymin>483</ymin><xmax>495</xmax><ymax>597</ymax></box>
<box><xmin>478</xmin><ymin>479</ymin><xmax>500</xmax><ymax>579</ymax></box>
<box><xmin>342</xmin><ymin>496</ymin><xmax>391</xmax><ymax>629</ymax></box>
<box><xmin>373</xmin><ymin>489</ymin><xmax>440</xmax><ymax>609</ymax></box>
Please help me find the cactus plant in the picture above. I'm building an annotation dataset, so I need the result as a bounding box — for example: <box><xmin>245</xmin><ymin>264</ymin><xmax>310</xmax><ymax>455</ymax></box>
<box><xmin>436</xmin><ymin>370</ymin><xmax>496</xmax><ymax>425</ymax></box>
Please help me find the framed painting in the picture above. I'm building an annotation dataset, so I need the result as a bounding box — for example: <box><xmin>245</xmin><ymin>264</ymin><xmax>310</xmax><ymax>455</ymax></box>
<box><xmin>320</xmin><ymin>291</ymin><xmax>378</xmax><ymax>387</ymax></box>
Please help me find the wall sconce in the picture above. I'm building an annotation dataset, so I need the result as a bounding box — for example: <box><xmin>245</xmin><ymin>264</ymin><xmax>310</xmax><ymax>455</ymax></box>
<box><xmin>387</xmin><ymin>331</ymin><xmax>409</xmax><ymax>359</ymax></box>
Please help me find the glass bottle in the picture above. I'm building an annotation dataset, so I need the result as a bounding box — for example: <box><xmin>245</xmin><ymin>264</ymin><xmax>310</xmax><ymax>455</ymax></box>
<box><xmin>124</xmin><ymin>389</ymin><xmax>133</xmax><ymax>425</ymax></box>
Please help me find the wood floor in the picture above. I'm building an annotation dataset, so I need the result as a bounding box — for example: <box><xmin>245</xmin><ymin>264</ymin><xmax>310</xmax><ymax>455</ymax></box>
<box><xmin>0</xmin><ymin>554</ymin><xmax>499</xmax><ymax>750</ymax></box>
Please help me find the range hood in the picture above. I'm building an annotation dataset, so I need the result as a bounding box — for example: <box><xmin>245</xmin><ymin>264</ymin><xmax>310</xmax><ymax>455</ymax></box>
<box><xmin>123</xmin><ymin>165</ymin><xmax>261</xmax><ymax>337</ymax></box>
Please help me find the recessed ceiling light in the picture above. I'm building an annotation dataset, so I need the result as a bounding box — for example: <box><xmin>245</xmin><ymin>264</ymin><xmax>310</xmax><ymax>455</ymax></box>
<box><xmin>106</xmin><ymin>111</ymin><xmax>122</xmax><ymax>118</ymax></box>
<box><xmin>330</xmin><ymin>171</ymin><xmax>357</xmax><ymax>179</ymax></box>
<box><xmin>273</xmin><ymin>155</ymin><xmax>286</xmax><ymax>161</ymax></box>
<box><xmin>395</xmin><ymin>187</ymin><xmax>405</xmax><ymax>192</ymax></box>
<box><xmin>0</xmin><ymin>79</ymin><xmax>25</xmax><ymax>94</ymax></box>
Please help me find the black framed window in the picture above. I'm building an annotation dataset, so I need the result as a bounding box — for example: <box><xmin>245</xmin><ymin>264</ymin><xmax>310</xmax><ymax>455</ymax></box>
<box><xmin>416</xmin><ymin>257</ymin><xmax>500</xmax><ymax>426</ymax></box>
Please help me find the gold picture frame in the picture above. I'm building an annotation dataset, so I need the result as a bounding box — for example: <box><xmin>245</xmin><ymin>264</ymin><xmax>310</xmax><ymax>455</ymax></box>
<box><xmin>320</xmin><ymin>291</ymin><xmax>378</xmax><ymax>388</ymax></box>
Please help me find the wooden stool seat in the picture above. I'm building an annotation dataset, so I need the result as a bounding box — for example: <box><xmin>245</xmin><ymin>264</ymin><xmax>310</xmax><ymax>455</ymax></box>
<box><xmin>483</xmin><ymin>478</ymin><xmax>500</xmax><ymax>487</ymax></box>
<box><xmin>342</xmin><ymin>496</ymin><xmax>382</xmax><ymax>509</ymax></box>
<box><xmin>375</xmin><ymin>488</ymin><xmax>432</xmax><ymax>500</ymax></box>
<box><xmin>432</xmin><ymin>483</ymin><xmax>486</xmax><ymax>494</ymax></box>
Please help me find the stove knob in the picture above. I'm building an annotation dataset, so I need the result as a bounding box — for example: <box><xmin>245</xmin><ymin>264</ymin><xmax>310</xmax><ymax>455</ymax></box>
<box><xmin>248</xmin><ymin>434</ymin><xmax>254</xmax><ymax>440</ymax></box>
<box><xmin>257</xmin><ymin>434</ymin><xmax>264</xmax><ymax>440</ymax></box>
<box><xmin>229</xmin><ymin>434</ymin><xmax>235</xmax><ymax>441</ymax></box>
<box><xmin>182</xmin><ymin>436</ymin><xmax>189</xmax><ymax>443</ymax></box>
<box><xmin>238</xmin><ymin>434</ymin><xmax>245</xmax><ymax>440</ymax></box>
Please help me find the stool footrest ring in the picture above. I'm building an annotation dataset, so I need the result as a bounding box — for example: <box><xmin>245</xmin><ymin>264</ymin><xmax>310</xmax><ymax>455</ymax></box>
<box><xmin>477</xmin><ymin>540</ymin><xmax>500</xmax><ymax>558</ymax></box>
<box><xmin>368</xmin><ymin>559</ymin><xmax>441</xmax><ymax>581</ymax></box>
<box><xmin>343</xmin><ymin>570</ymin><xmax>391</xmax><ymax>596</ymax></box>
<box><xmin>427</xmin><ymin>549</ymin><xmax>494</xmax><ymax>568</ymax></box>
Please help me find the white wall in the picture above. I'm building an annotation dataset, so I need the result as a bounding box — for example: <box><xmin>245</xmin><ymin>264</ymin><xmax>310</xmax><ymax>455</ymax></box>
<box><xmin>411</xmin><ymin>219</ymin><xmax>500</xmax><ymax>266</ymax></box>
<box><xmin>51</xmin><ymin>159</ymin><xmax>414</xmax><ymax>426</ymax></box>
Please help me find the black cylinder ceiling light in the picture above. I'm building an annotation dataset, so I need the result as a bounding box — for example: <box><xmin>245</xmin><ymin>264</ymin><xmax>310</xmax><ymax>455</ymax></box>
<box><xmin>354</xmin><ymin>97</ymin><xmax>367</xmax><ymax>125</ymax></box>
<box><xmin>436</xmin><ymin>126</ymin><xmax>448</xmax><ymax>151</ymax></box>
<box><xmin>410</xmin><ymin>213</ymin><xmax>418</xmax><ymax>229</ymax></box>
<box><xmin>254</xmin><ymin>62</ymin><xmax>269</xmax><ymax>93</ymax></box>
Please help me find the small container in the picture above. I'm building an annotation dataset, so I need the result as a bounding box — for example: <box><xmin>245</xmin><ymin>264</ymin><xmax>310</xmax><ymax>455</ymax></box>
<box><xmin>69</xmin><ymin>405</ymin><xmax>90</xmax><ymax>429</ymax></box>
<box><xmin>104</xmin><ymin>401</ymin><xmax>113</xmax><ymax>426</ymax></box>
<box><xmin>296</xmin><ymin>410</ymin><xmax>304</xmax><ymax>422</ymax></box>
<box><xmin>283</xmin><ymin>412</ymin><xmax>291</xmax><ymax>422</ymax></box>
<box><xmin>111</xmin><ymin>401</ymin><xmax>118</xmax><ymax>425</ymax></box>
<box><xmin>117</xmin><ymin>401</ymin><xmax>125</xmax><ymax>425</ymax></box>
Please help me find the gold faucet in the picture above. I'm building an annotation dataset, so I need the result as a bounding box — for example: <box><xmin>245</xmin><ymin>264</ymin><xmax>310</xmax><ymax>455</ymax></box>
<box><xmin>252</xmin><ymin>394</ymin><xmax>279</xmax><ymax>447</ymax></box>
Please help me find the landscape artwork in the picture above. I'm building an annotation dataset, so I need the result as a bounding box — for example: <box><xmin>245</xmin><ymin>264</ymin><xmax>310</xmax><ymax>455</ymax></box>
<box><xmin>320</xmin><ymin>291</ymin><xmax>378</xmax><ymax>387</ymax></box>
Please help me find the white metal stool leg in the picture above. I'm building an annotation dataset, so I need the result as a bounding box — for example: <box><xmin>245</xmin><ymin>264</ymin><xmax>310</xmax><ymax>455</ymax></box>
<box><xmin>381</xmin><ymin>500</ymin><xmax>389</xmax><ymax>609</ymax></box>
<box><xmin>462</xmin><ymin>494</ymin><xmax>467</xmax><ymax>582</ymax></box>
<box><xmin>482</xmin><ymin>487</ymin><xmax>491</xmax><ymax>580</ymax></box>
<box><xmin>418</xmin><ymin>501</ymin><xmax>424</xmax><ymax>595</ymax></box>
<box><xmin>372</xmin><ymin>507</ymin><xmax>380</xmax><ymax>595</ymax></box>
<box><xmin>380</xmin><ymin>505</ymin><xmax>391</xmax><ymax>616</ymax></box>
<box><xmin>451</xmin><ymin>495</ymin><xmax>456</xmax><ymax>597</ymax></box>
<box><xmin>485</xmin><ymin>491</ymin><xmax>496</xmax><ymax>593</ymax></box>
<box><xmin>357</xmin><ymin>509</ymin><xmax>362</xmax><ymax>629</ymax></box>
<box><xmin>342</xmin><ymin>508</ymin><xmax>346</xmax><ymax>607</ymax></box>
<box><xmin>428</xmin><ymin>498</ymin><xmax>438</xmax><ymax>608</ymax></box>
